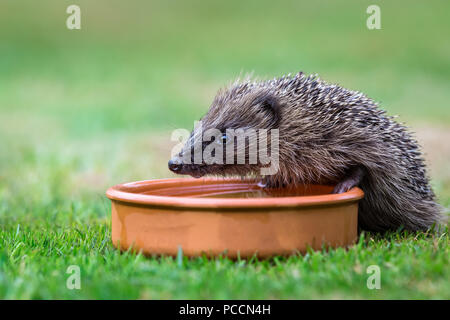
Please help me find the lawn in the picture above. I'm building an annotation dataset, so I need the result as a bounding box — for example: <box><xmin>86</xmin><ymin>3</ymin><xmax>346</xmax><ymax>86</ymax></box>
<box><xmin>0</xmin><ymin>0</ymin><xmax>449</xmax><ymax>299</ymax></box>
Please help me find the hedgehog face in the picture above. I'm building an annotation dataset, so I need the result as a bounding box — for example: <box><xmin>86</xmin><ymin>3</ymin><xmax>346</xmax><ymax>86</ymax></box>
<box><xmin>168</xmin><ymin>87</ymin><xmax>281</xmax><ymax>178</ymax></box>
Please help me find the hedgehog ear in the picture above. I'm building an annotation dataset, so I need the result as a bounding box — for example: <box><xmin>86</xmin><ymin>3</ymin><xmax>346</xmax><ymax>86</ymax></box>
<box><xmin>253</xmin><ymin>94</ymin><xmax>281</xmax><ymax>126</ymax></box>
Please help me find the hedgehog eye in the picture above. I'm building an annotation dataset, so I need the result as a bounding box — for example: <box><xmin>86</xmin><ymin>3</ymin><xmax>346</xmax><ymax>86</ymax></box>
<box><xmin>220</xmin><ymin>133</ymin><xmax>228</xmax><ymax>143</ymax></box>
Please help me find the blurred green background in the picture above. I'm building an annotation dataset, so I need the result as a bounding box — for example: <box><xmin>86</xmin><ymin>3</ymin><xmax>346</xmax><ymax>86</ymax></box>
<box><xmin>0</xmin><ymin>0</ymin><xmax>448</xmax><ymax>299</ymax></box>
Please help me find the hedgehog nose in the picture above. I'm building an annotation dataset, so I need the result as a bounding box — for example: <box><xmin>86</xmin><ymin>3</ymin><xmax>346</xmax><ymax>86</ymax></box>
<box><xmin>168</xmin><ymin>159</ymin><xmax>182</xmax><ymax>172</ymax></box>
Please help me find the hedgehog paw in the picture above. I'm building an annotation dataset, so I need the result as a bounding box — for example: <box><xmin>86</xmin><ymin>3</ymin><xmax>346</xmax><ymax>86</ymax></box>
<box><xmin>332</xmin><ymin>180</ymin><xmax>357</xmax><ymax>194</ymax></box>
<box><xmin>332</xmin><ymin>167</ymin><xmax>365</xmax><ymax>194</ymax></box>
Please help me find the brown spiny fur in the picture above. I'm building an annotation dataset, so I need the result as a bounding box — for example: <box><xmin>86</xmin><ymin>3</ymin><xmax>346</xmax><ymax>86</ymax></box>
<box><xmin>171</xmin><ymin>72</ymin><xmax>443</xmax><ymax>232</ymax></box>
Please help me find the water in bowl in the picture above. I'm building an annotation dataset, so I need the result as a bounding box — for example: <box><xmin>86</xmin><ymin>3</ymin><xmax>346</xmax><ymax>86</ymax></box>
<box><xmin>146</xmin><ymin>182</ymin><xmax>333</xmax><ymax>198</ymax></box>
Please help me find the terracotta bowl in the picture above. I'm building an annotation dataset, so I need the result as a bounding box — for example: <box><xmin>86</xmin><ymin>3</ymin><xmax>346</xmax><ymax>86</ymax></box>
<box><xmin>106</xmin><ymin>178</ymin><xmax>364</xmax><ymax>258</ymax></box>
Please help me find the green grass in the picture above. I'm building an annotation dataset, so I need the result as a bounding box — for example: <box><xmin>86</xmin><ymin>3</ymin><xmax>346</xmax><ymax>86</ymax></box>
<box><xmin>0</xmin><ymin>0</ymin><xmax>449</xmax><ymax>299</ymax></box>
<box><xmin>1</xmin><ymin>222</ymin><xmax>448</xmax><ymax>299</ymax></box>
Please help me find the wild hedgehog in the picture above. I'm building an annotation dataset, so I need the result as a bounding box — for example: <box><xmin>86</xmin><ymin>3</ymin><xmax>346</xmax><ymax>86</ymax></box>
<box><xmin>168</xmin><ymin>72</ymin><xmax>443</xmax><ymax>232</ymax></box>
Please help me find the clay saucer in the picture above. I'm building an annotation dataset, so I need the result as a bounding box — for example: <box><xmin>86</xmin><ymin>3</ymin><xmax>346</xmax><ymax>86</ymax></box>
<box><xmin>106</xmin><ymin>178</ymin><xmax>364</xmax><ymax>258</ymax></box>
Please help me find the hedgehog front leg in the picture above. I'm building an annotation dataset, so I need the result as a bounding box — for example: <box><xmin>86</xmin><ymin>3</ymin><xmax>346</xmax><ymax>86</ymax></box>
<box><xmin>332</xmin><ymin>167</ymin><xmax>365</xmax><ymax>194</ymax></box>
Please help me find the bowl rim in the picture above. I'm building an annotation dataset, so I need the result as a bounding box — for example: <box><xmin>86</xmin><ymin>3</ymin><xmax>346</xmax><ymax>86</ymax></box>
<box><xmin>106</xmin><ymin>178</ymin><xmax>364</xmax><ymax>209</ymax></box>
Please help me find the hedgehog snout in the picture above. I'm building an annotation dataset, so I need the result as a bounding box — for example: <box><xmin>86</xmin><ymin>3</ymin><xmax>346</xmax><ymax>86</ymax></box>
<box><xmin>168</xmin><ymin>154</ymin><xmax>207</xmax><ymax>178</ymax></box>
<box><xmin>168</xmin><ymin>159</ymin><xmax>182</xmax><ymax>172</ymax></box>
<box><xmin>168</xmin><ymin>154</ymin><xmax>184</xmax><ymax>172</ymax></box>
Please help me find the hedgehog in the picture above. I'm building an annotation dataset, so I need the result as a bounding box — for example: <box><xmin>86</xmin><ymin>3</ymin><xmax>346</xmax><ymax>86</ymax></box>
<box><xmin>168</xmin><ymin>72</ymin><xmax>443</xmax><ymax>232</ymax></box>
